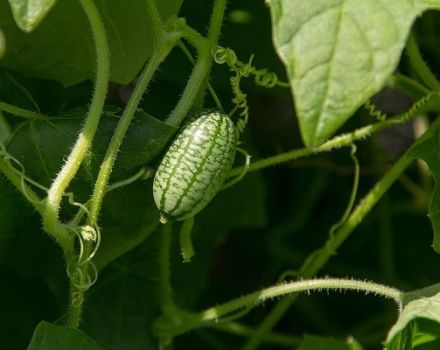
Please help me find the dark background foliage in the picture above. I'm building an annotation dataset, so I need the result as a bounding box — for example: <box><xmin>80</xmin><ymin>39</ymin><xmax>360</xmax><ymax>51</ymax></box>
<box><xmin>1</xmin><ymin>1</ymin><xmax>440</xmax><ymax>349</ymax></box>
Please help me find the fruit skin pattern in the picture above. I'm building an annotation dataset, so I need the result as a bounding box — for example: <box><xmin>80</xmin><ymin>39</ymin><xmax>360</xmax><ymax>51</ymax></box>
<box><xmin>153</xmin><ymin>111</ymin><xmax>236</xmax><ymax>223</ymax></box>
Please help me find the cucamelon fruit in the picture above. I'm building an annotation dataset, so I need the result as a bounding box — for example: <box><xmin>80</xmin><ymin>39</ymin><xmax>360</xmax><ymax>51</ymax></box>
<box><xmin>153</xmin><ymin>111</ymin><xmax>236</xmax><ymax>223</ymax></box>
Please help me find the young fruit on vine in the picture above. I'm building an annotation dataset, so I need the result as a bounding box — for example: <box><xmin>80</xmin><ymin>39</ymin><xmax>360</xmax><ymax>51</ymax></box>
<box><xmin>153</xmin><ymin>111</ymin><xmax>236</xmax><ymax>223</ymax></box>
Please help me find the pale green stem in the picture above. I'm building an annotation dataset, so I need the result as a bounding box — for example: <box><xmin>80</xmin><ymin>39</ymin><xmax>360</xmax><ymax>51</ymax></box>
<box><xmin>89</xmin><ymin>51</ymin><xmax>164</xmax><ymax>222</ymax></box>
<box><xmin>242</xmin><ymin>153</ymin><xmax>413</xmax><ymax>350</ymax></box>
<box><xmin>42</xmin><ymin>0</ymin><xmax>109</xmax><ymax>329</ymax></box>
<box><xmin>180</xmin><ymin>217</ymin><xmax>195</xmax><ymax>263</ymax></box>
<box><xmin>228</xmin><ymin>105</ymin><xmax>423</xmax><ymax>178</ymax></box>
<box><xmin>44</xmin><ymin>0</ymin><xmax>109</xmax><ymax>235</ymax></box>
<box><xmin>178</xmin><ymin>41</ymin><xmax>223</xmax><ymax>111</ymax></box>
<box><xmin>166</xmin><ymin>0</ymin><xmax>226</xmax><ymax>126</ymax></box>
<box><xmin>157</xmin><ymin>278</ymin><xmax>401</xmax><ymax>338</ymax></box>
<box><xmin>88</xmin><ymin>0</ymin><xmax>180</xmax><ymax>223</ymax></box>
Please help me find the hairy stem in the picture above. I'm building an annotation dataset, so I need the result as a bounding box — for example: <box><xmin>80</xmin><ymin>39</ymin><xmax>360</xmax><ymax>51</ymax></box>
<box><xmin>39</xmin><ymin>0</ymin><xmax>109</xmax><ymax>328</ymax></box>
<box><xmin>166</xmin><ymin>0</ymin><xmax>226</xmax><ymax>126</ymax></box>
<box><xmin>242</xmin><ymin>153</ymin><xmax>413</xmax><ymax>350</ymax></box>
<box><xmin>157</xmin><ymin>278</ymin><xmax>401</xmax><ymax>338</ymax></box>
<box><xmin>228</xmin><ymin>98</ymin><xmax>429</xmax><ymax>178</ymax></box>
<box><xmin>89</xmin><ymin>0</ymin><xmax>180</xmax><ymax>223</ymax></box>
<box><xmin>44</xmin><ymin>0</ymin><xmax>109</xmax><ymax>235</ymax></box>
<box><xmin>89</xmin><ymin>52</ymin><xmax>162</xmax><ymax>222</ymax></box>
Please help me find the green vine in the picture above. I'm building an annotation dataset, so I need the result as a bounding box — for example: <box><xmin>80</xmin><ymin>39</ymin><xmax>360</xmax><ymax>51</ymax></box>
<box><xmin>43</xmin><ymin>0</ymin><xmax>110</xmax><ymax>241</ymax></box>
<box><xmin>228</xmin><ymin>91</ymin><xmax>437</xmax><ymax>178</ymax></box>
<box><xmin>166</xmin><ymin>0</ymin><xmax>227</xmax><ymax>127</ymax></box>
<box><xmin>154</xmin><ymin>277</ymin><xmax>402</xmax><ymax>339</ymax></box>
<box><xmin>242</xmin><ymin>150</ymin><xmax>414</xmax><ymax>350</ymax></box>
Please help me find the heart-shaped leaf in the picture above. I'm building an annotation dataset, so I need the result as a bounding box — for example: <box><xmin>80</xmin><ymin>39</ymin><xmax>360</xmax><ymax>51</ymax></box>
<box><xmin>6</xmin><ymin>108</ymin><xmax>177</xmax><ymax>190</ymax></box>
<box><xmin>267</xmin><ymin>0</ymin><xmax>440</xmax><ymax>146</ymax></box>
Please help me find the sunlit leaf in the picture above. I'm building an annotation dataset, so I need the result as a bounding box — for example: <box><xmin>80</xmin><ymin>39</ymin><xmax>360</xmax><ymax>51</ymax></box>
<box><xmin>268</xmin><ymin>0</ymin><xmax>440</xmax><ymax>146</ymax></box>
<box><xmin>386</xmin><ymin>284</ymin><xmax>440</xmax><ymax>349</ymax></box>
<box><xmin>7</xmin><ymin>0</ymin><xmax>57</xmax><ymax>32</ymax></box>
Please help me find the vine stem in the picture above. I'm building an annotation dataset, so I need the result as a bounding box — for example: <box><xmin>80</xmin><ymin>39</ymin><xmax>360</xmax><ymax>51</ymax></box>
<box><xmin>88</xmin><ymin>0</ymin><xmax>185</xmax><ymax>223</ymax></box>
<box><xmin>67</xmin><ymin>0</ymin><xmax>175</xmax><ymax>329</ymax></box>
<box><xmin>156</xmin><ymin>278</ymin><xmax>402</xmax><ymax>338</ymax></box>
<box><xmin>43</xmin><ymin>0</ymin><xmax>109</xmax><ymax>239</ymax></box>
<box><xmin>89</xmin><ymin>48</ymin><xmax>171</xmax><ymax>222</ymax></box>
<box><xmin>242</xmin><ymin>153</ymin><xmax>413</xmax><ymax>350</ymax></box>
<box><xmin>0</xmin><ymin>101</ymin><xmax>48</xmax><ymax>120</ymax></box>
<box><xmin>227</xmin><ymin>102</ymin><xmax>426</xmax><ymax>178</ymax></box>
<box><xmin>166</xmin><ymin>0</ymin><xmax>227</xmax><ymax>126</ymax></box>
<box><xmin>42</xmin><ymin>0</ymin><xmax>109</xmax><ymax>329</ymax></box>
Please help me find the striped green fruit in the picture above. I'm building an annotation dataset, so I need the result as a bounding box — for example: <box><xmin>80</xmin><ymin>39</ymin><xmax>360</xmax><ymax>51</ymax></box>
<box><xmin>153</xmin><ymin>111</ymin><xmax>236</xmax><ymax>223</ymax></box>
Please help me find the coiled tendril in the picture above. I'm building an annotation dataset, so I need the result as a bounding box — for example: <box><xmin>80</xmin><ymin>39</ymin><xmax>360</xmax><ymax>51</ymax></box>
<box><xmin>0</xmin><ymin>143</ymin><xmax>100</xmax><ymax>304</ymax></box>
<box><xmin>213</xmin><ymin>47</ymin><xmax>289</xmax><ymax>139</ymax></box>
<box><xmin>364</xmin><ymin>92</ymin><xmax>437</xmax><ymax>123</ymax></box>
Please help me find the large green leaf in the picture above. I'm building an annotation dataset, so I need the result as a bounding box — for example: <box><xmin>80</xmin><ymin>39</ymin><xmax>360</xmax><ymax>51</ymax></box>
<box><xmin>93</xmin><ymin>179</ymin><xmax>160</xmax><ymax>270</ymax></box>
<box><xmin>0</xmin><ymin>0</ymin><xmax>182</xmax><ymax>86</ymax></box>
<box><xmin>386</xmin><ymin>284</ymin><xmax>440</xmax><ymax>349</ymax></box>
<box><xmin>7</xmin><ymin>0</ymin><xmax>57</xmax><ymax>32</ymax></box>
<box><xmin>6</xmin><ymin>108</ymin><xmax>177</xmax><ymax>190</ymax></box>
<box><xmin>407</xmin><ymin>121</ymin><xmax>440</xmax><ymax>252</ymax></box>
<box><xmin>27</xmin><ymin>321</ymin><xmax>104</xmax><ymax>350</ymax></box>
<box><xmin>267</xmin><ymin>0</ymin><xmax>440</xmax><ymax>146</ymax></box>
<box><xmin>4</xmin><ymin>107</ymin><xmax>176</xmax><ymax>269</ymax></box>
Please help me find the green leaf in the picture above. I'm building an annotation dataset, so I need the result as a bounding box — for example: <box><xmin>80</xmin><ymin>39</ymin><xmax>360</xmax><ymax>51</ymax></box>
<box><xmin>7</xmin><ymin>0</ymin><xmax>58</xmax><ymax>32</ymax></box>
<box><xmin>407</xmin><ymin>121</ymin><xmax>440</xmax><ymax>253</ymax></box>
<box><xmin>0</xmin><ymin>0</ymin><xmax>182</xmax><ymax>86</ymax></box>
<box><xmin>386</xmin><ymin>284</ymin><xmax>440</xmax><ymax>349</ymax></box>
<box><xmin>94</xmin><ymin>179</ymin><xmax>160</xmax><ymax>270</ymax></box>
<box><xmin>173</xmin><ymin>172</ymin><xmax>267</xmax><ymax>307</ymax></box>
<box><xmin>298</xmin><ymin>335</ymin><xmax>364</xmax><ymax>350</ymax></box>
<box><xmin>4</xmin><ymin>108</ymin><xmax>176</xmax><ymax>270</ymax></box>
<box><xmin>197</xmin><ymin>172</ymin><xmax>267</xmax><ymax>231</ymax></box>
<box><xmin>27</xmin><ymin>321</ymin><xmax>104</xmax><ymax>350</ymax></box>
<box><xmin>267</xmin><ymin>0</ymin><xmax>440</xmax><ymax>146</ymax></box>
<box><xmin>84</xmin><ymin>233</ymin><xmax>163</xmax><ymax>349</ymax></box>
<box><xmin>0</xmin><ymin>177</ymin><xmax>32</xmax><ymax>262</ymax></box>
<box><xmin>6</xmin><ymin>108</ymin><xmax>177</xmax><ymax>190</ymax></box>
